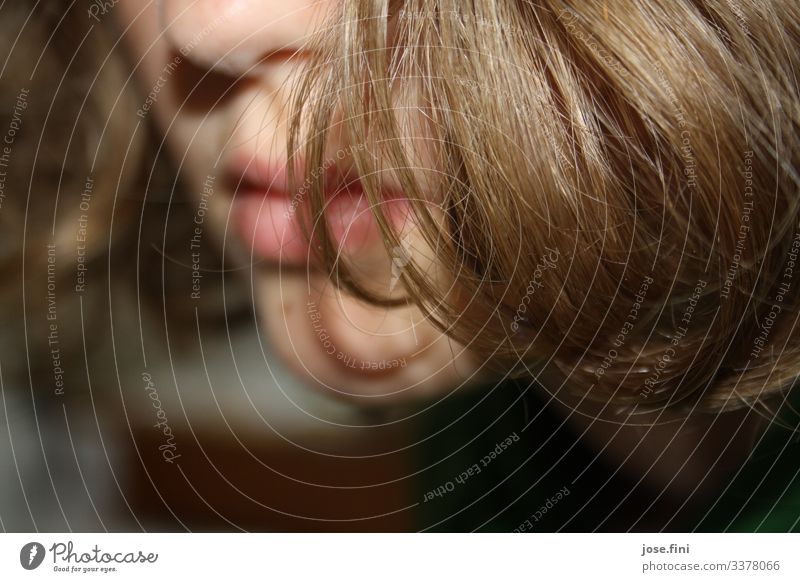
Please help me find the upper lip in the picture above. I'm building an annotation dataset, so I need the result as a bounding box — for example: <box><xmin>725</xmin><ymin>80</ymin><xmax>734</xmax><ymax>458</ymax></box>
<box><xmin>226</xmin><ymin>154</ymin><xmax>364</xmax><ymax>199</ymax></box>
<box><xmin>226</xmin><ymin>154</ymin><xmax>294</xmax><ymax>196</ymax></box>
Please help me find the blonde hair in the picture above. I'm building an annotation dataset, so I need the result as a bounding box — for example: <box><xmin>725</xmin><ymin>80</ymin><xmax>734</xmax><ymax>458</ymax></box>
<box><xmin>0</xmin><ymin>3</ymin><xmax>232</xmax><ymax>391</ymax></box>
<box><xmin>291</xmin><ymin>0</ymin><xmax>800</xmax><ymax>413</ymax></box>
<box><xmin>4</xmin><ymin>2</ymin><xmax>798</xmax><ymax>415</ymax></box>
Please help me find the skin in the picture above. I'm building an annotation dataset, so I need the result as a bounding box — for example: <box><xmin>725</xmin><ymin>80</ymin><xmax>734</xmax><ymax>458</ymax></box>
<box><xmin>113</xmin><ymin>0</ymin><xmax>480</xmax><ymax>403</ymax></box>
<box><xmin>113</xmin><ymin>0</ymin><xmax>760</xmax><ymax>502</ymax></box>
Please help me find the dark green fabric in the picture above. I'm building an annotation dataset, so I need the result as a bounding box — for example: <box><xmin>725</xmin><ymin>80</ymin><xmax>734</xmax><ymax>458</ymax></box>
<box><xmin>694</xmin><ymin>388</ymin><xmax>800</xmax><ymax>532</ymax></box>
<box><xmin>413</xmin><ymin>379</ymin><xmax>800</xmax><ymax>532</ymax></box>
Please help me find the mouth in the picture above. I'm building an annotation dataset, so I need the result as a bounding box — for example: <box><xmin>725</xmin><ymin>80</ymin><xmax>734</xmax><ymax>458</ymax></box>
<box><xmin>227</xmin><ymin>155</ymin><xmax>397</xmax><ymax>266</ymax></box>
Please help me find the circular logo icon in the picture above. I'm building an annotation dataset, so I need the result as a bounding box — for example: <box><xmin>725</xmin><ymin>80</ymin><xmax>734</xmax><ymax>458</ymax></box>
<box><xmin>20</xmin><ymin>542</ymin><xmax>46</xmax><ymax>570</ymax></box>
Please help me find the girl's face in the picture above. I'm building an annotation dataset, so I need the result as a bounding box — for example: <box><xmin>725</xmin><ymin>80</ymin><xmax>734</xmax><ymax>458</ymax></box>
<box><xmin>114</xmin><ymin>0</ymin><xmax>480</xmax><ymax>402</ymax></box>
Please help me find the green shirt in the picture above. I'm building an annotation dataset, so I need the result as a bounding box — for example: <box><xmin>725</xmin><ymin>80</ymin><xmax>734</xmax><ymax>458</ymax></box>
<box><xmin>413</xmin><ymin>379</ymin><xmax>800</xmax><ymax>532</ymax></box>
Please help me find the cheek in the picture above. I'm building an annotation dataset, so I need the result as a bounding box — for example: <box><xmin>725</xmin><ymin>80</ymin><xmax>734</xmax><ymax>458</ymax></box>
<box><xmin>114</xmin><ymin>1</ymin><xmax>183</xmax><ymax>134</ymax></box>
<box><xmin>114</xmin><ymin>1</ymin><xmax>164</xmax><ymax>80</ymax></box>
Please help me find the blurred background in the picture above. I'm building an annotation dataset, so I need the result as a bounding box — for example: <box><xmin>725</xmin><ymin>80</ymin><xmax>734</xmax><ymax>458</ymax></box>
<box><xmin>0</xmin><ymin>310</ymin><xmax>419</xmax><ymax>532</ymax></box>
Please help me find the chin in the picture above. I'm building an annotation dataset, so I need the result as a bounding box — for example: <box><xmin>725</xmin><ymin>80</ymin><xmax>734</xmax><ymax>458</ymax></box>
<box><xmin>254</xmin><ymin>270</ymin><xmax>483</xmax><ymax>406</ymax></box>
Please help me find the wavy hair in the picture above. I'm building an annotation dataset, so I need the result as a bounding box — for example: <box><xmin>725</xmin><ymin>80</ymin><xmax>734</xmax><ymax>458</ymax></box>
<box><xmin>290</xmin><ymin>0</ymin><xmax>800</xmax><ymax>413</ymax></box>
<box><xmin>3</xmin><ymin>1</ymin><xmax>799</xmax><ymax>416</ymax></box>
<box><xmin>0</xmin><ymin>2</ymin><xmax>233</xmax><ymax>394</ymax></box>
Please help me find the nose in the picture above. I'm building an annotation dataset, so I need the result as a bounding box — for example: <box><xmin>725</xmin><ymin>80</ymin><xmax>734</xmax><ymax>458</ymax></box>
<box><xmin>159</xmin><ymin>0</ymin><xmax>330</xmax><ymax>74</ymax></box>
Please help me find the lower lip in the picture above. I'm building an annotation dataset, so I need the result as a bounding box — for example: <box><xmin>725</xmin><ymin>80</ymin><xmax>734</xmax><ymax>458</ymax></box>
<box><xmin>232</xmin><ymin>188</ymin><xmax>403</xmax><ymax>264</ymax></box>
